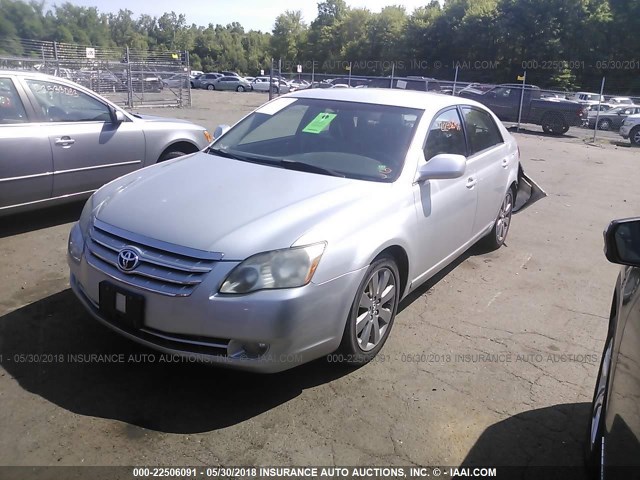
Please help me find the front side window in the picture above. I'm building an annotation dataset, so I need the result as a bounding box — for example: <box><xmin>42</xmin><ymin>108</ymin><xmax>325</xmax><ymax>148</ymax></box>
<box><xmin>211</xmin><ymin>97</ymin><xmax>423</xmax><ymax>182</ymax></box>
<box><xmin>0</xmin><ymin>78</ymin><xmax>28</xmax><ymax>124</ymax></box>
<box><xmin>25</xmin><ymin>79</ymin><xmax>111</xmax><ymax>123</ymax></box>
<box><xmin>424</xmin><ymin>109</ymin><xmax>466</xmax><ymax>161</ymax></box>
<box><xmin>461</xmin><ymin>107</ymin><xmax>504</xmax><ymax>155</ymax></box>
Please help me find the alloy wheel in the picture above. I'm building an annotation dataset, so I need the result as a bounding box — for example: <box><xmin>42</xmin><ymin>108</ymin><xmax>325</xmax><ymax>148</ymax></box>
<box><xmin>496</xmin><ymin>190</ymin><xmax>513</xmax><ymax>244</ymax></box>
<box><xmin>356</xmin><ymin>266</ymin><xmax>397</xmax><ymax>351</ymax></box>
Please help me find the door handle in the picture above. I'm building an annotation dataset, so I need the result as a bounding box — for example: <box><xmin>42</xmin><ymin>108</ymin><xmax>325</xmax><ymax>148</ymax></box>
<box><xmin>501</xmin><ymin>158</ymin><xmax>509</xmax><ymax>168</ymax></box>
<box><xmin>466</xmin><ymin>177</ymin><xmax>477</xmax><ymax>189</ymax></box>
<box><xmin>55</xmin><ymin>136</ymin><xmax>75</xmax><ymax>146</ymax></box>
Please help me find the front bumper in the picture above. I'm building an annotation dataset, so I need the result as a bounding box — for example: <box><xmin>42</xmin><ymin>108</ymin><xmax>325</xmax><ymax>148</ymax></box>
<box><xmin>619</xmin><ymin>125</ymin><xmax>632</xmax><ymax>138</ymax></box>
<box><xmin>68</xmin><ymin>245</ymin><xmax>366</xmax><ymax>373</ymax></box>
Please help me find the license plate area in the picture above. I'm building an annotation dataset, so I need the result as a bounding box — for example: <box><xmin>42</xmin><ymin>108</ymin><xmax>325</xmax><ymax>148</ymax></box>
<box><xmin>99</xmin><ymin>281</ymin><xmax>145</xmax><ymax>330</ymax></box>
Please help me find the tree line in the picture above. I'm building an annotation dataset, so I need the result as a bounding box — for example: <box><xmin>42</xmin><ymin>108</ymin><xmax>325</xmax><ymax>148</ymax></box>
<box><xmin>1</xmin><ymin>0</ymin><xmax>638</xmax><ymax>93</ymax></box>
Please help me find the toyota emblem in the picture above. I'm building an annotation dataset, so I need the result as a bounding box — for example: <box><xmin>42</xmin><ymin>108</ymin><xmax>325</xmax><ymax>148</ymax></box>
<box><xmin>117</xmin><ymin>248</ymin><xmax>139</xmax><ymax>272</ymax></box>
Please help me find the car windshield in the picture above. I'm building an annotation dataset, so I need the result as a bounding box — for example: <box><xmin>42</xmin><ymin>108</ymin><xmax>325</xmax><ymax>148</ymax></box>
<box><xmin>210</xmin><ymin>97</ymin><xmax>423</xmax><ymax>182</ymax></box>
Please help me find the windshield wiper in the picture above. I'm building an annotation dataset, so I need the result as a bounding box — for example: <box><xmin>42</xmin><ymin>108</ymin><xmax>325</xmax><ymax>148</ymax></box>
<box><xmin>208</xmin><ymin>149</ymin><xmax>345</xmax><ymax>177</ymax></box>
<box><xmin>207</xmin><ymin>147</ymin><xmax>249</xmax><ymax>161</ymax></box>
<box><xmin>279</xmin><ymin>159</ymin><xmax>345</xmax><ymax>178</ymax></box>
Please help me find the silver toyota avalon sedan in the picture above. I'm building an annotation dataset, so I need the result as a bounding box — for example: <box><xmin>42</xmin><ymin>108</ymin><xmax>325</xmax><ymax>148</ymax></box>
<box><xmin>68</xmin><ymin>88</ymin><xmax>543</xmax><ymax>373</ymax></box>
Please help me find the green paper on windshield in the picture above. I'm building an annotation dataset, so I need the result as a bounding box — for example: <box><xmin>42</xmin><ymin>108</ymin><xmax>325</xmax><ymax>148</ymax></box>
<box><xmin>302</xmin><ymin>112</ymin><xmax>337</xmax><ymax>134</ymax></box>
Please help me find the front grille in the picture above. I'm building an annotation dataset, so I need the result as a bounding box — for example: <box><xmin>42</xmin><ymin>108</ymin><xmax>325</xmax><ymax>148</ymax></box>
<box><xmin>85</xmin><ymin>219</ymin><xmax>222</xmax><ymax>297</ymax></box>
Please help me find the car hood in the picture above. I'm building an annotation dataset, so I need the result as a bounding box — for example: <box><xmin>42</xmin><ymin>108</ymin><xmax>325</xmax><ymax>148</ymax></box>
<box><xmin>93</xmin><ymin>152</ymin><xmax>386</xmax><ymax>259</ymax></box>
<box><xmin>130</xmin><ymin>113</ymin><xmax>194</xmax><ymax>125</ymax></box>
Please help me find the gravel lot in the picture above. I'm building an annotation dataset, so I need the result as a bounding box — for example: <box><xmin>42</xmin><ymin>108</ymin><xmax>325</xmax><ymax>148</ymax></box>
<box><xmin>1</xmin><ymin>90</ymin><xmax>638</xmax><ymax>476</ymax></box>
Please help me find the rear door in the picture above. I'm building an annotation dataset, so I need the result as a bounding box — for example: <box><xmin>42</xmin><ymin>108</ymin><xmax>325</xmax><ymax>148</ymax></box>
<box><xmin>20</xmin><ymin>77</ymin><xmax>146</xmax><ymax>198</ymax></box>
<box><xmin>460</xmin><ymin>106</ymin><xmax>511</xmax><ymax>236</ymax></box>
<box><xmin>0</xmin><ymin>76</ymin><xmax>53</xmax><ymax>210</ymax></box>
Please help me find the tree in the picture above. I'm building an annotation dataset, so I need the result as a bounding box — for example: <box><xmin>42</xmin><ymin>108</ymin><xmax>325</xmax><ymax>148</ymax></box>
<box><xmin>270</xmin><ymin>10</ymin><xmax>307</xmax><ymax>64</ymax></box>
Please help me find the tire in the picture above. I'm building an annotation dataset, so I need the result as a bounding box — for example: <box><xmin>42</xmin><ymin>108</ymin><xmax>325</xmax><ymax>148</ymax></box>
<box><xmin>630</xmin><ymin>126</ymin><xmax>640</xmax><ymax>147</ymax></box>
<box><xmin>190</xmin><ymin>82</ymin><xmax>195</xmax><ymax>88</ymax></box>
<box><xmin>585</xmin><ymin>336</ymin><xmax>612</xmax><ymax>478</ymax></box>
<box><xmin>158</xmin><ymin>150</ymin><xmax>187</xmax><ymax>162</ymax></box>
<box><xmin>337</xmin><ymin>255</ymin><xmax>400</xmax><ymax>365</ymax></box>
<box><xmin>480</xmin><ymin>187</ymin><xmax>514</xmax><ymax>250</ymax></box>
<box><xmin>541</xmin><ymin>113</ymin><xmax>569</xmax><ymax>135</ymax></box>
<box><xmin>597</xmin><ymin>119</ymin><xmax>611</xmax><ymax>131</ymax></box>
<box><xmin>236</xmin><ymin>85</ymin><xmax>246</xmax><ymax>92</ymax></box>
<box><xmin>207</xmin><ymin>84</ymin><xmax>215</xmax><ymax>91</ymax></box>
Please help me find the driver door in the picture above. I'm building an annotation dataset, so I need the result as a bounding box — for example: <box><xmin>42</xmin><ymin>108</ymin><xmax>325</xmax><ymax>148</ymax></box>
<box><xmin>20</xmin><ymin>77</ymin><xmax>145</xmax><ymax>197</ymax></box>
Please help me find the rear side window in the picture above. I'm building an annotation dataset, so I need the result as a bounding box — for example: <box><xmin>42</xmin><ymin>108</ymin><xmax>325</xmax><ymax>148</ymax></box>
<box><xmin>0</xmin><ymin>78</ymin><xmax>28</xmax><ymax>124</ymax></box>
<box><xmin>424</xmin><ymin>108</ymin><xmax>466</xmax><ymax>161</ymax></box>
<box><xmin>461</xmin><ymin>107</ymin><xmax>503</xmax><ymax>155</ymax></box>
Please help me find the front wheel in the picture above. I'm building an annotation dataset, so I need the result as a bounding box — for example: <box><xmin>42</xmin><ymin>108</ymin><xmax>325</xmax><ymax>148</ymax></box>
<box><xmin>207</xmin><ymin>84</ymin><xmax>215</xmax><ymax>91</ymax></box>
<box><xmin>480</xmin><ymin>188</ymin><xmax>514</xmax><ymax>250</ymax></box>
<box><xmin>236</xmin><ymin>85</ymin><xmax>246</xmax><ymax>92</ymax></box>
<box><xmin>597</xmin><ymin>118</ymin><xmax>611</xmax><ymax>131</ymax></box>
<box><xmin>337</xmin><ymin>255</ymin><xmax>400</xmax><ymax>365</ymax></box>
<box><xmin>158</xmin><ymin>150</ymin><xmax>187</xmax><ymax>162</ymax></box>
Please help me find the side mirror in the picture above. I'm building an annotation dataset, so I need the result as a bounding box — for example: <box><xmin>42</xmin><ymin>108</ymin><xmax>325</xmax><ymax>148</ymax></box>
<box><xmin>604</xmin><ymin>218</ymin><xmax>640</xmax><ymax>267</ymax></box>
<box><xmin>415</xmin><ymin>154</ymin><xmax>466</xmax><ymax>182</ymax></box>
<box><xmin>213</xmin><ymin>124</ymin><xmax>230</xmax><ymax>140</ymax></box>
<box><xmin>113</xmin><ymin>110</ymin><xmax>126</xmax><ymax>123</ymax></box>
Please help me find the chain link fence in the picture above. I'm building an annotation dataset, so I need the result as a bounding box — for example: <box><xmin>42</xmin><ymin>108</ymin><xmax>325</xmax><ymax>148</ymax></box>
<box><xmin>0</xmin><ymin>37</ymin><xmax>191</xmax><ymax>108</ymax></box>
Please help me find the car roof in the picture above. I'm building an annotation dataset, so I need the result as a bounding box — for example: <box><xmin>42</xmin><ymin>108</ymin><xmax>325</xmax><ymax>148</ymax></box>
<box><xmin>0</xmin><ymin>69</ymin><xmax>64</xmax><ymax>79</ymax></box>
<box><xmin>286</xmin><ymin>88</ymin><xmax>487</xmax><ymax>112</ymax></box>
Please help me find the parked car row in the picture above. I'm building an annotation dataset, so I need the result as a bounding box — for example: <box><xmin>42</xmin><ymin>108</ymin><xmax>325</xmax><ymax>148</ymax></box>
<box><xmin>190</xmin><ymin>72</ymin><xmax>310</xmax><ymax>93</ymax></box>
<box><xmin>73</xmin><ymin>70</ymin><xmax>165</xmax><ymax>93</ymax></box>
<box><xmin>586</xmin><ymin>105</ymin><xmax>640</xmax><ymax>131</ymax></box>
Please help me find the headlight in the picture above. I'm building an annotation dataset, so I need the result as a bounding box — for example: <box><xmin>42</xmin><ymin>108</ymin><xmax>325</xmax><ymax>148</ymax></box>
<box><xmin>68</xmin><ymin>223</ymin><xmax>84</xmax><ymax>263</ymax></box>
<box><xmin>68</xmin><ymin>196</ymin><xmax>94</xmax><ymax>262</ymax></box>
<box><xmin>78</xmin><ymin>195</ymin><xmax>94</xmax><ymax>237</ymax></box>
<box><xmin>219</xmin><ymin>243</ymin><xmax>326</xmax><ymax>294</ymax></box>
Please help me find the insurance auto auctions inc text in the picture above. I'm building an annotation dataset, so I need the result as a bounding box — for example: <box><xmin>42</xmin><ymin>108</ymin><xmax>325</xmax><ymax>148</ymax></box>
<box><xmin>256</xmin><ymin>467</ymin><xmax>497</xmax><ymax>478</ymax></box>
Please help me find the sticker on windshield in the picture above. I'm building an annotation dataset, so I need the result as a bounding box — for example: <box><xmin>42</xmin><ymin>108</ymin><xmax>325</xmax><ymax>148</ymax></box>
<box><xmin>378</xmin><ymin>165</ymin><xmax>392</xmax><ymax>175</ymax></box>
<box><xmin>255</xmin><ymin>98</ymin><xmax>297</xmax><ymax>115</ymax></box>
<box><xmin>302</xmin><ymin>113</ymin><xmax>337</xmax><ymax>134</ymax></box>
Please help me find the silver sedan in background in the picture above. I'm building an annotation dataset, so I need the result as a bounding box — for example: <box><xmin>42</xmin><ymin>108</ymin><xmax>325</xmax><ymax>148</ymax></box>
<box><xmin>250</xmin><ymin>77</ymin><xmax>290</xmax><ymax>94</ymax></box>
<box><xmin>0</xmin><ymin>71</ymin><xmax>212</xmax><ymax>215</ymax></box>
<box><xmin>68</xmin><ymin>89</ymin><xmax>544</xmax><ymax>373</ymax></box>
<box><xmin>209</xmin><ymin>76</ymin><xmax>252</xmax><ymax>92</ymax></box>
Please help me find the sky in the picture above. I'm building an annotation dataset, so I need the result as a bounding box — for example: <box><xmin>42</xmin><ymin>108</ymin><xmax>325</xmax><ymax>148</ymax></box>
<box><xmin>45</xmin><ymin>0</ymin><xmax>431</xmax><ymax>32</ymax></box>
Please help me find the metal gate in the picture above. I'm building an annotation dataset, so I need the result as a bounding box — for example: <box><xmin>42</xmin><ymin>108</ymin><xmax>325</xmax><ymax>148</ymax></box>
<box><xmin>0</xmin><ymin>37</ymin><xmax>191</xmax><ymax>107</ymax></box>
